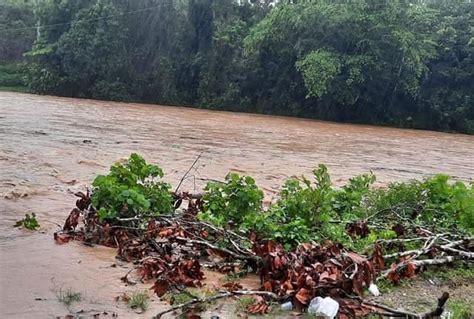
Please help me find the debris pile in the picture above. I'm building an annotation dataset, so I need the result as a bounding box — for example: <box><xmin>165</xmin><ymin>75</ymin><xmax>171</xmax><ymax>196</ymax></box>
<box><xmin>54</xmin><ymin>189</ymin><xmax>471</xmax><ymax>318</ymax></box>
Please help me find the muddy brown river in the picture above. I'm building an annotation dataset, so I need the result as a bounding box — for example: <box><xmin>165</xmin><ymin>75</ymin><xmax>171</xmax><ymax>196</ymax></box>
<box><xmin>1</xmin><ymin>92</ymin><xmax>473</xmax><ymax>318</ymax></box>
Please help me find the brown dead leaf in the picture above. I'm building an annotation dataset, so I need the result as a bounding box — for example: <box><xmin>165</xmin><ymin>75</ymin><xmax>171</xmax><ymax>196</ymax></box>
<box><xmin>222</xmin><ymin>281</ymin><xmax>242</xmax><ymax>292</ymax></box>
<box><xmin>151</xmin><ymin>279</ymin><xmax>170</xmax><ymax>297</ymax></box>
<box><xmin>247</xmin><ymin>301</ymin><xmax>270</xmax><ymax>314</ymax></box>
<box><xmin>263</xmin><ymin>281</ymin><xmax>273</xmax><ymax>292</ymax></box>
<box><xmin>372</xmin><ymin>244</ymin><xmax>385</xmax><ymax>271</ymax></box>
<box><xmin>295</xmin><ymin>288</ymin><xmax>310</xmax><ymax>305</ymax></box>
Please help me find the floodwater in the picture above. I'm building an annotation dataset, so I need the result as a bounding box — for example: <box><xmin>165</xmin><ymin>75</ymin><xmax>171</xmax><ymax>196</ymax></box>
<box><xmin>0</xmin><ymin>92</ymin><xmax>473</xmax><ymax>318</ymax></box>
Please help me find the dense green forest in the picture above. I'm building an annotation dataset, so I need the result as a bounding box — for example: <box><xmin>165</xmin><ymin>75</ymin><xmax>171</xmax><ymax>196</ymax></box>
<box><xmin>1</xmin><ymin>0</ymin><xmax>473</xmax><ymax>133</ymax></box>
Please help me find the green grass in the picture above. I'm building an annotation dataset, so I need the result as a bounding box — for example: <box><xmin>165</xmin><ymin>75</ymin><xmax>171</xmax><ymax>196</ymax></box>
<box><xmin>419</xmin><ymin>262</ymin><xmax>474</xmax><ymax>282</ymax></box>
<box><xmin>447</xmin><ymin>300</ymin><xmax>474</xmax><ymax>319</ymax></box>
<box><xmin>235</xmin><ymin>296</ymin><xmax>255</xmax><ymax>312</ymax></box>
<box><xmin>56</xmin><ymin>288</ymin><xmax>82</xmax><ymax>306</ymax></box>
<box><xmin>128</xmin><ymin>291</ymin><xmax>150</xmax><ymax>312</ymax></box>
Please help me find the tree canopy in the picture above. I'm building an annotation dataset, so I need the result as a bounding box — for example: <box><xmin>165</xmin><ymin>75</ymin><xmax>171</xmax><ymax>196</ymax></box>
<box><xmin>2</xmin><ymin>0</ymin><xmax>473</xmax><ymax>133</ymax></box>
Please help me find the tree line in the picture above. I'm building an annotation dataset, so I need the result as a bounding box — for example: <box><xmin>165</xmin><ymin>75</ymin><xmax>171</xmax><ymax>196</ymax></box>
<box><xmin>1</xmin><ymin>0</ymin><xmax>473</xmax><ymax>133</ymax></box>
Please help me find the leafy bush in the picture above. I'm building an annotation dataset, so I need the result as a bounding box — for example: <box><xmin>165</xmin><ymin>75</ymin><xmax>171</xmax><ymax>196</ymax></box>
<box><xmin>333</xmin><ymin>173</ymin><xmax>376</xmax><ymax>219</ymax></box>
<box><xmin>199</xmin><ymin>173</ymin><xmax>264</xmax><ymax>229</ymax></box>
<box><xmin>199</xmin><ymin>165</ymin><xmax>474</xmax><ymax>250</ymax></box>
<box><xmin>275</xmin><ymin>165</ymin><xmax>334</xmax><ymax>227</ymax></box>
<box><xmin>0</xmin><ymin>63</ymin><xmax>26</xmax><ymax>88</ymax></box>
<box><xmin>91</xmin><ymin>153</ymin><xmax>173</xmax><ymax>221</ymax></box>
<box><xmin>90</xmin><ymin>153</ymin><xmax>473</xmax><ymax>249</ymax></box>
<box><xmin>366</xmin><ymin>175</ymin><xmax>474</xmax><ymax>234</ymax></box>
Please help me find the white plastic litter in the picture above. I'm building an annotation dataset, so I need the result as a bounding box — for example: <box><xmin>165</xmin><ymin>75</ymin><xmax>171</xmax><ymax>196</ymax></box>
<box><xmin>368</xmin><ymin>283</ymin><xmax>380</xmax><ymax>296</ymax></box>
<box><xmin>280</xmin><ymin>301</ymin><xmax>293</xmax><ymax>311</ymax></box>
<box><xmin>307</xmin><ymin>296</ymin><xmax>339</xmax><ymax>319</ymax></box>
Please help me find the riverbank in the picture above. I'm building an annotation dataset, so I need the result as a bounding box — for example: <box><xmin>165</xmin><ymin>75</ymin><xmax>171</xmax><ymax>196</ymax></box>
<box><xmin>1</xmin><ymin>92</ymin><xmax>473</xmax><ymax>318</ymax></box>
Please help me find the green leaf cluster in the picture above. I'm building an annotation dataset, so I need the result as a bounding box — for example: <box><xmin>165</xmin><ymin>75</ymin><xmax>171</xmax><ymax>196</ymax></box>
<box><xmin>199</xmin><ymin>165</ymin><xmax>473</xmax><ymax>250</ymax></box>
<box><xmin>91</xmin><ymin>153</ymin><xmax>172</xmax><ymax>221</ymax></box>
<box><xmin>14</xmin><ymin>213</ymin><xmax>40</xmax><ymax>230</ymax></box>
<box><xmin>200</xmin><ymin>173</ymin><xmax>264</xmax><ymax>229</ymax></box>
<box><xmin>368</xmin><ymin>175</ymin><xmax>474</xmax><ymax>234</ymax></box>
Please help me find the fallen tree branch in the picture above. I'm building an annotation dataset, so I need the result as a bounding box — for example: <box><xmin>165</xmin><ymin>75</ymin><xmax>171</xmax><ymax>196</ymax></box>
<box><xmin>153</xmin><ymin>291</ymin><xmax>232</xmax><ymax>318</ymax></box>
<box><xmin>440</xmin><ymin>246</ymin><xmax>474</xmax><ymax>259</ymax></box>
<box><xmin>412</xmin><ymin>256</ymin><xmax>455</xmax><ymax>267</ymax></box>
<box><xmin>364</xmin><ymin>292</ymin><xmax>449</xmax><ymax>319</ymax></box>
<box><xmin>378</xmin><ymin>256</ymin><xmax>455</xmax><ymax>281</ymax></box>
<box><xmin>363</xmin><ymin>300</ymin><xmax>419</xmax><ymax>318</ymax></box>
<box><xmin>175</xmin><ymin>236</ymin><xmax>261</xmax><ymax>263</ymax></box>
<box><xmin>153</xmin><ymin>289</ymin><xmax>280</xmax><ymax>318</ymax></box>
<box><xmin>376</xmin><ymin>233</ymin><xmax>450</xmax><ymax>245</ymax></box>
<box><xmin>231</xmin><ymin>290</ymin><xmax>280</xmax><ymax>300</ymax></box>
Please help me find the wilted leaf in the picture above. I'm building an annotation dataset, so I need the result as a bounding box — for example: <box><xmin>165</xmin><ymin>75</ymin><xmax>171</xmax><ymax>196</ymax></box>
<box><xmin>345</xmin><ymin>252</ymin><xmax>366</xmax><ymax>264</ymax></box>
<box><xmin>263</xmin><ymin>281</ymin><xmax>273</xmax><ymax>292</ymax></box>
<box><xmin>222</xmin><ymin>281</ymin><xmax>242</xmax><ymax>292</ymax></box>
<box><xmin>54</xmin><ymin>232</ymin><xmax>72</xmax><ymax>244</ymax></box>
<box><xmin>295</xmin><ymin>288</ymin><xmax>310</xmax><ymax>305</ymax></box>
<box><xmin>392</xmin><ymin>223</ymin><xmax>405</xmax><ymax>237</ymax></box>
<box><xmin>152</xmin><ymin>279</ymin><xmax>169</xmax><ymax>297</ymax></box>
<box><xmin>247</xmin><ymin>301</ymin><xmax>270</xmax><ymax>314</ymax></box>
<box><xmin>63</xmin><ymin>208</ymin><xmax>81</xmax><ymax>231</ymax></box>
<box><xmin>372</xmin><ymin>244</ymin><xmax>385</xmax><ymax>271</ymax></box>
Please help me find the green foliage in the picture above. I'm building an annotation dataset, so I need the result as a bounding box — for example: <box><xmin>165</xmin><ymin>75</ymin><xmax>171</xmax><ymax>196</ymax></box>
<box><xmin>276</xmin><ymin>165</ymin><xmax>334</xmax><ymax>227</ymax></box>
<box><xmin>128</xmin><ymin>291</ymin><xmax>149</xmax><ymax>312</ymax></box>
<box><xmin>0</xmin><ymin>1</ymin><xmax>35</xmax><ymax>63</ymax></box>
<box><xmin>91</xmin><ymin>153</ymin><xmax>172</xmax><ymax>221</ymax></box>
<box><xmin>367</xmin><ymin>175</ymin><xmax>474</xmax><ymax>234</ymax></box>
<box><xmin>333</xmin><ymin>173</ymin><xmax>376</xmax><ymax>219</ymax></box>
<box><xmin>14</xmin><ymin>213</ymin><xmax>40</xmax><ymax>230</ymax></box>
<box><xmin>0</xmin><ymin>64</ymin><xmax>27</xmax><ymax>89</ymax></box>
<box><xmin>200</xmin><ymin>164</ymin><xmax>473</xmax><ymax>250</ymax></box>
<box><xmin>449</xmin><ymin>300</ymin><xmax>473</xmax><ymax>319</ymax></box>
<box><xmin>200</xmin><ymin>173</ymin><xmax>264</xmax><ymax>230</ymax></box>
<box><xmin>14</xmin><ymin>0</ymin><xmax>474</xmax><ymax>133</ymax></box>
<box><xmin>236</xmin><ymin>296</ymin><xmax>255</xmax><ymax>312</ymax></box>
<box><xmin>165</xmin><ymin>290</ymin><xmax>195</xmax><ymax>305</ymax></box>
<box><xmin>296</xmin><ymin>50</ymin><xmax>341</xmax><ymax>99</ymax></box>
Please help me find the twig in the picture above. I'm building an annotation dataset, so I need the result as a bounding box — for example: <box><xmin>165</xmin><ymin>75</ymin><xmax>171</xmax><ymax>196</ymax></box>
<box><xmin>175</xmin><ymin>153</ymin><xmax>202</xmax><ymax>193</ymax></box>
<box><xmin>153</xmin><ymin>289</ymin><xmax>280</xmax><ymax>318</ymax></box>
<box><xmin>230</xmin><ymin>289</ymin><xmax>280</xmax><ymax>300</ymax></box>
<box><xmin>153</xmin><ymin>291</ymin><xmax>232</xmax><ymax>318</ymax></box>
<box><xmin>378</xmin><ymin>256</ymin><xmax>455</xmax><ymax>281</ymax></box>
<box><xmin>175</xmin><ymin>236</ymin><xmax>261</xmax><ymax>263</ymax></box>
<box><xmin>120</xmin><ymin>267</ymin><xmax>137</xmax><ymax>285</ymax></box>
<box><xmin>363</xmin><ymin>292</ymin><xmax>449</xmax><ymax>319</ymax></box>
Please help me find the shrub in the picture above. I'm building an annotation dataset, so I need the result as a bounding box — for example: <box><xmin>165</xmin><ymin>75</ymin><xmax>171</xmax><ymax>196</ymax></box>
<box><xmin>275</xmin><ymin>164</ymin><xmax>334</xmax><ymax>228</ymax></box>
<box><xmin>199</xmin><ymin>164</ymin><xmax>474</xmax><ymax>250</ymax></box>
<box><xmin>91</xmin><ymin>153</ymin><xmax>173</xmax><ymax>221</ymax></box>
<box><xmin>199</xmin><ymin>173</ymin><xmax>264</xmax><ymax>229</ymax></box>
